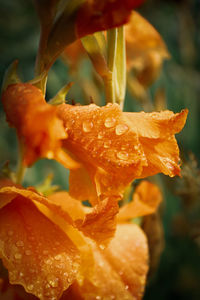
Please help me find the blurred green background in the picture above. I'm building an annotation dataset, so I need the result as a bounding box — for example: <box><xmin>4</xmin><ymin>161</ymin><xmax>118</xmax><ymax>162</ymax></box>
<box><xmin>0</xmin><ymin>0</ymin><xmax>200</xmax><ymax>299</ymax></box>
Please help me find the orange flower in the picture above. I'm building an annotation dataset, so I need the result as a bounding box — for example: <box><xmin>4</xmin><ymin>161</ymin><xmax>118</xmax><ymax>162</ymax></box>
<box><xmin>57</xmin><ymin>102</ymin><xmax>188</xmax><ymax>202</ymax></box>
<box><xmin>0</xmin><ymin>179</ymin><xmax>160</xmax><ymax>299</ymax></box>
<box><xmin>1</xmin><ymin>83</ymin><xmax>79</xmax><ymax>169</ymax></box>
<box><xmin>125</xmin><ymin>11</ymin><xmax>170</xmax><ymax>87</ymax></box>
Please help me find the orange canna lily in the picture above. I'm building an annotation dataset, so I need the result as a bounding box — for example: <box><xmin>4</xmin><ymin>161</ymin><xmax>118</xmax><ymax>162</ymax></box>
<box><xmin>1</xmin><ymin>83</ymin><xmax>79</xmax><ymax>169</ymax></box>
<box><xmin>57</xmin><ymin>102</ymin><xmax>188</xmax><ymax>202</ymax></box>
<box><xmin>0</xmin><ymin>179</ymin><xmax>160</xmax><ymax>299</ymax></box>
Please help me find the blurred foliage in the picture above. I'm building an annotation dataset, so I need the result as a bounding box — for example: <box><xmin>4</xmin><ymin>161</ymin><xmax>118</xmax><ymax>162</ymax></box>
<box><xmin>0</xmin><ymin>0</ymin><xmax>200</xmax><ymax>299</ymax></box>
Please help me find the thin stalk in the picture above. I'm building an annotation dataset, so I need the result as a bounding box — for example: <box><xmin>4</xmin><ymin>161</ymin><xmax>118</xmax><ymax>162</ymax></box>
<box><xmin>115</xmin><ymin>26</ymin><xmax>126</xmax><ymax>109</ymax></box>
<box><xmin>104</xmin><ymin>28</ymin><xmax>118</xmax><ymax>103</ymax></box>
<box><xmin>15</xmin><ymin>143</ymin><xmax>26</xmax><ymax>184</ymax></box>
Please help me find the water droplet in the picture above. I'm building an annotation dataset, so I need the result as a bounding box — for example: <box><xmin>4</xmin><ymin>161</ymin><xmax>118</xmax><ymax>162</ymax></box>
<box><xmin>46</xmin><ymin>151</ymin><xmax>54</xmax><ymax>159</ymax></box>
<box><xmin>99</xmin><ymin>244</ymin><xmax>105</xmax><ymax>250</ymax></box>
<box><xmin>19</xmin><ymin>272</ymin><xmax>24</xmax><ymax>277</ymax></box>
<box><xmin>8</xmin><ymin>230</ymin><xmax>13</xmax><ymax>236</ymax></box>
<box><xmin>96</xmin><ymin>296</ymin><xmax>101</xmax><ymax>300</ymax></box>
<box><xmin>104</xmin><ymin>117</ymin><xmax>116</xmax><ymax>128</ymax></box>
<box><xmin>125</xmin><ymin>285</ymin><xmax>129</xmax><ymax>290</ymax></box>
<box><xmin>103</xmin><ymin>140</ymin><xmax>111</xmax><ymax>148</ymax></box>
<box><xmin>115</xmin><ymin>124</ymin><xmax>129</xmax><ymax>135</ymax></box>
<box><xmin>16</xmin><ymin>241</ymin><xmax>24</xmax><ymax>247</ymax></box>
<box><xmin>117</xmin><ymin>151</ymin><xmax>129</xmax><ymax>161</ymax></box>
<box><xmin>55</xmin><ymin>254</ymin><xmax>62</xmax><ymax>261</ymax></box>
<box><xmin>14</xmin><ymin>253</ymin><xmax>22</xmax><ymax>260</ymax></box>
<box><xmin>25</xmin><ymin>250</ymin><xmax>32</xmax><ymax>256</ymax></box>
<box><xmin>82</xmin><ymin>121</ymin><xmax>93</xmax><ymax>132</ymax></box>
<box><xmin>98</xmin><ymin>132</ymin><xmax>104</xmax><ymax>139</ymax></box>
<box><xmin>106</xmin><ymin>103</ymin><xmax>112</xmax><ymax>107</ymax></box>
<box><xmin>27</xmin><ymin>284</ymin><xmax>34</xmax><ymax>291</ymax></box>
<box><xmin>47</xmin><ymin>275</ymin><xmax>59</xmax><ymax>288</ymax></box>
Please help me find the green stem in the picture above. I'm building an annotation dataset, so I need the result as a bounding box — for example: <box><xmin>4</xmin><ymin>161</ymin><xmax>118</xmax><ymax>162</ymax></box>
<box><xmin>15</xmin><ymin>143</ymin><xmax>26</xmax><ymax>184</ymax></box>
<box><xmin>104</xmin><ymin>28</ymin><xmax>118</xmax><ymax>103</ymax></box>
<box><xmin>115</xmin><ymin>26</ymin><xmax>126</xmax><ymax>109</ymax></box>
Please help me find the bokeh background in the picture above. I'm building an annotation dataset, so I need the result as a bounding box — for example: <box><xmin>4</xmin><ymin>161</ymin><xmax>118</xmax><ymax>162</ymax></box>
<box><xmin>0</xmin><ymin>0</ymin><xmax>200</xmax><ymax>299</ymax></box>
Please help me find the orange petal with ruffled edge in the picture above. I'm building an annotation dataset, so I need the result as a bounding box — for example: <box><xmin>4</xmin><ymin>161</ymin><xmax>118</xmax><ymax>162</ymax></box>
<box><xmin>71</xmin><ymin>224</ymin><xmax>148</xmax><ymax>300</ymax></box>
<box><xmin>1</xmin><ymin>83</ymin><xmax>79</xmax><ymax>169</ymax></box>
<box><xmin>58</xmin><ymin>103</ymin><xmax>146</xmax><ymax>199</ymax></box>
<box><xmin>0</xmin><ymin>196</ymin><xmax>81</xmax><ymax>299</ymax></box>
<box><xmin>57</xmin><ymin>103</ymin><xmax>188</xmax><ymax>199</ymax></box>
<box><xmin>118</xmin><ymin>181</ymin><xmax>162</xmax><ymax>221</ymax></box>
<box><xmin>76</xmin><ymin>0</ymin><xmax>145</xmax><ymax>38</ymax></box>
<box><xmin>0</xmin><ymin>184</ymin><xmax>117</xmax><ymax>245</ymax></box>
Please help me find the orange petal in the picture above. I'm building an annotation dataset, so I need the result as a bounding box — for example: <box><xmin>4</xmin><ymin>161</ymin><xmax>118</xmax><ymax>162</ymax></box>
<box><xmin>76</xmin><ymin>0</ymin><xmax>145</xmax><ymax>38</ymax></box>
<box><xmin>125</xmin><ymin>109</ymin><xmax>188</xmax><ymax>138</ymax></box>
<box><xmin>118</xmin><ymin>181</ymin><xmax>162</xmax><ymax>221</ymax></box>
<box><xmin>74</xmin><ymin>224</ymin><xmax>148</xmax><ymax>299</ymax></box>
<box><xmin>126</xmin><ymin>109</ymin><xmax>188</xmax><ymax>178</ymax></box>
<box><xmin>48</xmin><ymin>191</ymin><xmax>85</xmax><ymax>221</ymax></box>
<box><xmin>0</xmin><ymin>196</ymin><xmax>80</xmax><ymax>299</ymax></box>
<box><xmin>0</xmin><ymin>186</ymin><xmax>75</xmax><ymax>226</ymax></box>
<box><xmin>139</xmin><ymin>136</ymin><xmax>181</xmax><ymax>178</ymax></box>
<box><xmin>69</xmin><ymin>167</ymin><xmax>98</xmax><ymax>205</ymax></box>
<box><xmin>1</xmin><ymin>83</ymin><xmax>79</xmax><ymax>169</ymax></box>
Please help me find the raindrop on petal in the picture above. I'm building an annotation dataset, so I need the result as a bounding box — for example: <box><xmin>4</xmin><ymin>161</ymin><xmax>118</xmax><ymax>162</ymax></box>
<box><xmin>117</xmin><ymin>151</ymin><xmax>129</xmax><ymax>161</ymax></box>
<box><xmin>104</xmin><ymin>117</ymin><xmax>116</xmax><ymax>128</ymax></box>
<box><xmin>82</xmin><ymin>121</ymin><xmax>93</xmax><ymax>132</ymax></box>
<box><xmin>115</xmin><ymin>124</ymin><xmax>129</xmax><ymax>135</ymax></box>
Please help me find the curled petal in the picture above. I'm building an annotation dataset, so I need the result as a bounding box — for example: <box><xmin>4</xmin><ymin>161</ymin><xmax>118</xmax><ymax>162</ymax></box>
<box><xmin>73</xmin><ymin>224</ymin><xmax>148</xmax><ymax>300</ymax></box>
<box><xmin>118</xmin><ymin>181</ymin><xmax>162</xmax><ymax>221</ymax></box>
<box><xmin>0</xmin><ymin>197</ymin><xmax>80</xmax><ymax>299</ymax></box>
<box><xmin>48</xmin><ymin>191</ymin><xmax>119</xmax><ymax>245</ymax></box>
<box><xmin>75</xmin><ymin>197</ymin><xmax>119</xmax><ymax>246</ymax></box>
<box><xmin>1</xmin><ymin>83</ymin><xmax>79</xmax><ymax>168</ymax></box>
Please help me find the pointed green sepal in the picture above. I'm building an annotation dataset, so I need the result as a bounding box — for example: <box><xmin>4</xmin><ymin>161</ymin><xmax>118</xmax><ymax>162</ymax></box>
<box><xmin>1</xmin><ymin>60</ymin><xmax>21</xmax><ymax>92</ymax></box>
<box><xmin>49</xmin><ymin>82</ymin><xmax>74</xmax><ymax>105</ymax></box>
